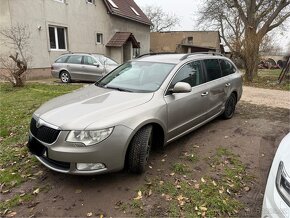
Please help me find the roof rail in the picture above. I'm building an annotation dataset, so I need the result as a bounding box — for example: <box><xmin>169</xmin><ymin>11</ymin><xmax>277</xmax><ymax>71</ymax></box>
<box><xmin>136</xmin><ymin>52</ymin><xmax>177</xmax><ymax>59</ymax></box>
<box><xmin>180</xmin><ymin>52</ymin><xmax>224</xmax><ymax>61</ymax></box>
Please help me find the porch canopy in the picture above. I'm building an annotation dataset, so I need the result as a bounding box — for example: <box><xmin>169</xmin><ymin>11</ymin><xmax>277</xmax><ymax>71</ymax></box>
<box><xmin>106</xmin><ymin>32</ymin><xmax>140</xmax><ymax>48</ymax></box>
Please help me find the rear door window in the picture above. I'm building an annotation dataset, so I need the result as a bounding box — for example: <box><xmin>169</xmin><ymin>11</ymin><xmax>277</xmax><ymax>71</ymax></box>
<box><xmin>204</xmin><ymin>59</ymin><xmax>222</xmax><ymax>82</ymax></box>
<box><xmin>67</xmin><ymin>55</ymin><xmax>82</xmax><ymax>64</ymax></box>
<box><xmin>83</xmin><ymin>56</ymin><xmax>95</xmax><ymax>65</ymax></box>
<box><xmin>220</xmin><ymin>59</ymin><xmax>236</xmax><ymax>76</ymax></box>
<box><xmin>170</xmin><ymin>61</ymin><xmax>204</xmax><ymax>88</ymax></box>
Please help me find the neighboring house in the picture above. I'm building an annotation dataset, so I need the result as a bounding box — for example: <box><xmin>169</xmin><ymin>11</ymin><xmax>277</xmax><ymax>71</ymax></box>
<box><xmin>0</xmin><ymin>0</ymin><xmax>151</xmax><ymax>78</ymax></box>
<box><xmin>150</xmin><ymin>31</ymin><xmax>224</xmax><ymax>54</ymax></box>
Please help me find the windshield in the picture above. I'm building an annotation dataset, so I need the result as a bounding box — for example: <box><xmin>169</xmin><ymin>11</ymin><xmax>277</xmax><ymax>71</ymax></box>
<box><xmin>92</xmin><ymin>55</ymin><xmax>118</xmax><ymax>65</ymax></box>
<box><xmin>96</xmin><ymin>61</ymin><xmax>175</xmax><ymax>93</ymax></box>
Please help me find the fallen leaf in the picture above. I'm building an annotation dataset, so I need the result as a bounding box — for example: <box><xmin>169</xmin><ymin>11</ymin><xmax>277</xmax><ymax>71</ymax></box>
<box><xmin>201</xmin><ymin>177</ymin><xmax>206</xmax><ymax>183</ymax></box>
<box><xmin>244</xmin><ymin>186</ymin><xmax>251</xmax><ymax>192</ymax></box>
<box><xmin>200</xmin><ymin>206</ymin><xmax>207</xmax><ymax>211</ymax></box>
<box><xmin>148</xmin><ymin>189</ymin><xmax>152</xmax><ymax>196</ymax></box>
<box><xmin>161</xmin><ymin>159</ymin><xmax>166</xmax><ymax>162</ymax></box>
<box><xmin>33</xmin><ymin>188</ymin><xmax>40</xmax><ymax>195</ymax></box>
<box><xmin>193</xmin><ymin>145</ymin><xmax>200</xmax><ymax>148</ymax></box>
<box><xmin>7</xmin><ymin>211</ymin><xmax>17</xmax><ymax>217</ymax></box>
<box><xmin>224</xmin><ymin>136</ymin><xmax>229</xmax><ymax>139</ymax></box>
<box><xmin>159</xmin><ymin>181</ymin><xmax>164</xmax><ymax>185</ymax></box>
<box><xmin>212</xmin><ymin>180</ymin><xmax>217</xmax><ymax>186</ymax></box>
<box><xmin>99</xmin><ymin>214</ymin><xmax>104</xmax><ymax>218</ymax></box>
<box><xmin>194</xmin><ymin>183</ymin><xmax>200</xmax><ymax>189</ymax></box>
<box><xmin>149</xmin><ymin>165</ymin><xmax>152</xmax><ymax>169</ymax></box>
<box><xmin>75</xmin><ymin>189</ymin><xmax>82</xmax><ymax>194</ymax></box>
<box><xmin>170</xmin><ymin>172</ymin><xmax>175</xmax><ymax>176</ymax></box>
<box><xmin>176</xmin><ymin>185</ymin><xmax>181</xmax><ymax>189</ymax></box>
<box><xmin>134</xmin><ymin>190</ymin><xmax>142</xmax><ymax>200</ymax></box>
<box><xmin>86</xmin><ymin>212</ymin><xmax>93</xmax><ymax>217</ymax></box>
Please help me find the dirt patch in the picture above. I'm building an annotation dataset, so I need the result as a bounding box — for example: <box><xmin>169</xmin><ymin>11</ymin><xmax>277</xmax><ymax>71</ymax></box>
<box><xmin>3</xmin><ymin>102</ymin><xmax>290</xmax><ymax>217</ymax></box>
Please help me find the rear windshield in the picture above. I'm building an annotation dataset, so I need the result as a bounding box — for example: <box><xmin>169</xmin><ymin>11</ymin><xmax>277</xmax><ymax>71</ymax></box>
<box><xmin>92</xmin><ymin>55</ymin><xmax>118</xmax><ymax>65</ymax></box>
<box><xmin>55</xmin><ymin>56</ymin><xmax>69</xmax><ymax>63</ymax></box>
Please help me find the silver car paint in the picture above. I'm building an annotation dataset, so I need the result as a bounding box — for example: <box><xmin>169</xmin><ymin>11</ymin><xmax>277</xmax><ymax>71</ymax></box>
<box><xmin>51</xmin><ymin>54</ymin><xmax>118</xmax><ymax>82</ymax></box>
<box><xmin>31</xmin><ymin>54</ymin><xmax>243</xmax><ymax>174</ymax></box>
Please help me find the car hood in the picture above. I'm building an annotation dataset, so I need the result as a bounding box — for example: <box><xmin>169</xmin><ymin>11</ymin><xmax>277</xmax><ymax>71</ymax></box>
<box><xmin>34</xmin><ymin>85</ymin><xmax>154</xmax><ymax>130</ymax></box>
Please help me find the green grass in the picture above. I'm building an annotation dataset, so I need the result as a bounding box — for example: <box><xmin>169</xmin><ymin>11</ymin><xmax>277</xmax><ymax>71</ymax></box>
<box><xmin>0</xmin><ymin>83</ymin><xmax>82</xmax><ymax>192</ymax></box>
<box><xmin>0</xmin><ymin>193</ymin><xmax>33</xmax><ymax>213</ymax></box>
<box><xmin>243</xmin><ymin>69</ymin><xmax>290</xmax><ymax>91</ymax></box>
<box><xmin>135</xmin><ymin>147</ymin><xmax>251</xmax><ymax>217</ymax></box>
<box><xmin>172</xmin><ymin>163</ymin><xmax>189</xmax><ymax>174</ymax></box>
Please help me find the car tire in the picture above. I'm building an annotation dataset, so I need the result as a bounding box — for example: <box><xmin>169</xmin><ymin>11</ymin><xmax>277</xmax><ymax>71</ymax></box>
<box><xmin>127</xmin><ymin>125</ymin><xmax>153</xmax><ymax>174</ymax></box>
<box><xmin>222</xmin><ymin>93</ymin><xmax>237</xmax><ymax>119</ymax></box>
<box><xmin>60</xmin><ymin>71</ymin><xmax>71</xmax><ymax>83</ymax></box>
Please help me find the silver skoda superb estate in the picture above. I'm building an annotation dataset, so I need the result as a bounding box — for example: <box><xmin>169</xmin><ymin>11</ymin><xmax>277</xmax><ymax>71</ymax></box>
<box><xmin>27</xmin><ymin>53</ymin><xmax>242</xmax><ymax>175</ymax></box>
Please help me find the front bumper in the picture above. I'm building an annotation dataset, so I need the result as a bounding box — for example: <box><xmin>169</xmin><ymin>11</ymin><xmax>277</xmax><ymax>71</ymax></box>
<box><xmin>27</xmin><ymin>125</ymin><xmax>133</xmax><ymax>175</ymax></box>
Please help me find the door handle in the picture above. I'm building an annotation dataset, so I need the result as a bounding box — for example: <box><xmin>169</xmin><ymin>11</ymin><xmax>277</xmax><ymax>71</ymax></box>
<box><xmin>201</xmin><ymin>92</ymin><xmax>209</xmax><ymax>96</ymax></box>
<box><xmin>225</xmin><ymin>83</ymin><xmax>231</xmax><ymax>87</ymax></box>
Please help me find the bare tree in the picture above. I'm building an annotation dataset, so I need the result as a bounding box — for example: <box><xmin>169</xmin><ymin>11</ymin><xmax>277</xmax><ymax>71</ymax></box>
<box><xmin>0</xmin><ymin>24</ymin><xmax>31</xmax><ymax>87</ymax></box>
<box><xmin>143</xmin><ymin>5</ymin><xmax>180</xmax><ymax>32</ymax></box>
<box><xmin>199</xmin><ymin>0</ymin><xmax>290</xmax><ymax>81</ymax></box>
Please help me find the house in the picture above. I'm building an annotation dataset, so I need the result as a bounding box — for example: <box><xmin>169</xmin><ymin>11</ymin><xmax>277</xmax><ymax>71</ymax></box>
<box><xmin>150</xmin><ymin>31</ymin><xmax>224</xmax><ymax>54</ymax></box>
<box><xmin>0</xmin><ymin>0</ymin><xmax>151</xmax><ymax>79</ymax></box>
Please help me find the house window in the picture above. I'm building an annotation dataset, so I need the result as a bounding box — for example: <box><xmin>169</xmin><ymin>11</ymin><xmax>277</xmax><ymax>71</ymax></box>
<box><xmin>86</xmin><ymin>0</ymin><xmax>95</xmax><ymax>4</ymax></box>
<box><xmin>188</xmin><ymin>37</ymin><xmax>193</xmax><ymax>44</ymax></box>
<box><xmin>96</xmin><ymin>33</ymin><xmax>103</xmax><ymax>44</ymax></box>
<box><xmin>49</xmin><ymin>26</ymin><xmax>67</xmax><ymax>50</ymax></box>
<box><xmin>54</xmin><ymin>0</ymin><xmax>64</xmax><ymax>3</ymax></box>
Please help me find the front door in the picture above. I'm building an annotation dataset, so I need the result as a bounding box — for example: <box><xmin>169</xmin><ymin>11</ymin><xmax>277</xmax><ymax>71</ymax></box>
<box><xmin>165</xmin><ymin>61</ymin><xmax>209</xmax><ymax>141</ymax></box>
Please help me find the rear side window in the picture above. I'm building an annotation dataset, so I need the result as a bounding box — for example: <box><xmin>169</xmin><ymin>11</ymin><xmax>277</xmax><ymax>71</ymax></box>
<box><xmin>83</xmin><ymin>56</ymin><xmax>95</xmax><ymax>65</ymax></box>
<box><xmin>220</xmin><ymin>59</ymin><xmax>236</xmax><ymax>76</ymax></box>
<box><xmin>67</xmin><ymin>55</ymin><xmax>82</xmax><ymax>64</ymax></box>
<box><xmin>170</xmin><ymin>61</ymin><xmax>204</xmax><ymax>88</ymax></box>
<box><xmin>204</xmin><ymin>59</ymin><xmax>222</xmax><ymax>81</ymax></box>
<box><xmin>55</xmin><ymin>56</ymin><xmax>68</xmax><ymax>63</ymax></box>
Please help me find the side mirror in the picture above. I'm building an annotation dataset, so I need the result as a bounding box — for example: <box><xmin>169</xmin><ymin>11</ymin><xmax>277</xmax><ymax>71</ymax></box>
<box><xmin>170</xmin><ymin>82</ymin><xmax>192</xmax><ymax>94</ymax></box>
<box><xmin>93</xmin><ymin>62</ymin><xmax>100</xmax><ymax>67</ymax></box>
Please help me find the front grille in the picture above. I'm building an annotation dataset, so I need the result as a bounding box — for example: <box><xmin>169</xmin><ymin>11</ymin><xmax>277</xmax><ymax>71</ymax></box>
<box><xmin>30</xmin><ymin>118</ymin><xmax>60</xmax><ymax>144</ymax></box>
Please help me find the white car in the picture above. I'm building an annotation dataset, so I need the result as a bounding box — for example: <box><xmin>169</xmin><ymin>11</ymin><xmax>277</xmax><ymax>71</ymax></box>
<box><xmin>262</xmin><ymin>133</ymin><xmax>290</xmax><ymax>218</ymax></box>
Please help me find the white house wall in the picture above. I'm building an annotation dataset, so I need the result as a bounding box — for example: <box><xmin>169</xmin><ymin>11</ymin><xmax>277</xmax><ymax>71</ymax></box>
<box><xmin>0</xmin><ymin>0</ymin><xmax>150</xmax><ymax>68</ymax></box>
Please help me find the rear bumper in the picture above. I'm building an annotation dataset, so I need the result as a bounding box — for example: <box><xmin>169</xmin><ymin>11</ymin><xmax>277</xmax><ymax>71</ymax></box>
<box><xmin>51</xmin><ymin>70</ymin><xmax>59</xmax><ymax>78</ymax></box>
<box><xmin>27</xmin><ymin>125</ymin><xmax>133</xmax><ymax>175</ymax></box>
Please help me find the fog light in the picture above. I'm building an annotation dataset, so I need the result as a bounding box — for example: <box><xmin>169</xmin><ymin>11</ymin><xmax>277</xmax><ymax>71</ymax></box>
<box><xmin>76</xmin><ymin>163</ymin><xmax>106</xmax><ymax>171</ymax></box>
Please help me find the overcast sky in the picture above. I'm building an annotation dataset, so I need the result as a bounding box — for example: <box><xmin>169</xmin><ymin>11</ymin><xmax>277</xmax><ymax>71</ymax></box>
<box><xmin>135</xmin><ymin>0</ymin><xmax>290</xmax><ymax>52</ymax></box>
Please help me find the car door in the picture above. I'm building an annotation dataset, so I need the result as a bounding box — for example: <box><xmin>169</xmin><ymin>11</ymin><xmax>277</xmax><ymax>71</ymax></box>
<box><xmin>66</xmin><ymin>55</ymin><xmax>83</xmax><ymax>80</ymax></box>
<box><xmin>203</xmin><ymin>58</ymin><xmax>228</xmax><ymax>117</ymax></box>
<box><xmin>164</xmin><ymin>60</ymin><xmax>210</xmax><ymax>140</ymax></box>
<box><xmin>219</xmin><ymin>59</ymin><xmax>237</xmax><ymax>96</ymax></box>
<box><xmin>83</xmin><ymin>55</ymin><xmax>104</xmax><ymax>81</ymax></box>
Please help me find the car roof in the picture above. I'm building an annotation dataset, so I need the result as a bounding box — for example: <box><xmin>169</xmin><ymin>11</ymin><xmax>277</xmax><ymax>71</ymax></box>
<box><xmin>135</xmin><ymin>53</ymin><xmax>226</xmax><ymax>64</ymax></box>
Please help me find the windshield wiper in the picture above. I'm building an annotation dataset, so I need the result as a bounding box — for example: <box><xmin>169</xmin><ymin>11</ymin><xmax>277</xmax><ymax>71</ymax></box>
<box><xmin>105</xmin><ymin>86</ymin><xmax>133</xmax><ymax>92</ymax></box>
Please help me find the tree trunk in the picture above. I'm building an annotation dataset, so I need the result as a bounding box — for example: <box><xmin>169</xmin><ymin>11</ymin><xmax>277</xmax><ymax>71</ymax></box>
<box><xmin>244</xmin><ymin>28</ymin><xmax>260</xmax><ymax>82</ymax></box>
<box><xmin>13</xmin><ymin>69</ymin><xmax>26</xmax><ymax>87</ymax></box>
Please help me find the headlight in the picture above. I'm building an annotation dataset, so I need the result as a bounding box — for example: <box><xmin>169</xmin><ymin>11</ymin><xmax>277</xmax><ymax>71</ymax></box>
<box><xmin>276</xmin><ymin>161</ymin><xmax>290</xmax><ymax>207</ymax></box>
<box><xmin>66</xmin><ymin>128</ymin><xmax>113</xmax><ymax>146</ymax></box>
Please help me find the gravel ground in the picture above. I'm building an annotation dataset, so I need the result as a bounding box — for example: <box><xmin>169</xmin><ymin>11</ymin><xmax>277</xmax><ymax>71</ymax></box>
<box><xmin>242</xmin><ymin>86</ymin><xmax>290</xmax><ymax>109</ymax></box>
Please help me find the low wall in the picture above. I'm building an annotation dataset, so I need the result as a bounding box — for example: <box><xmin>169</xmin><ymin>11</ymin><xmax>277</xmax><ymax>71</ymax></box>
<box><xmin>0</xmin><ymin>68</ymin><xmax>52</xmax><ymax>81</ymax></box>
<box><xmin>25</xmin><ymin>68</ymin><xmax>52</xmax><ymax>80</ymax></box>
